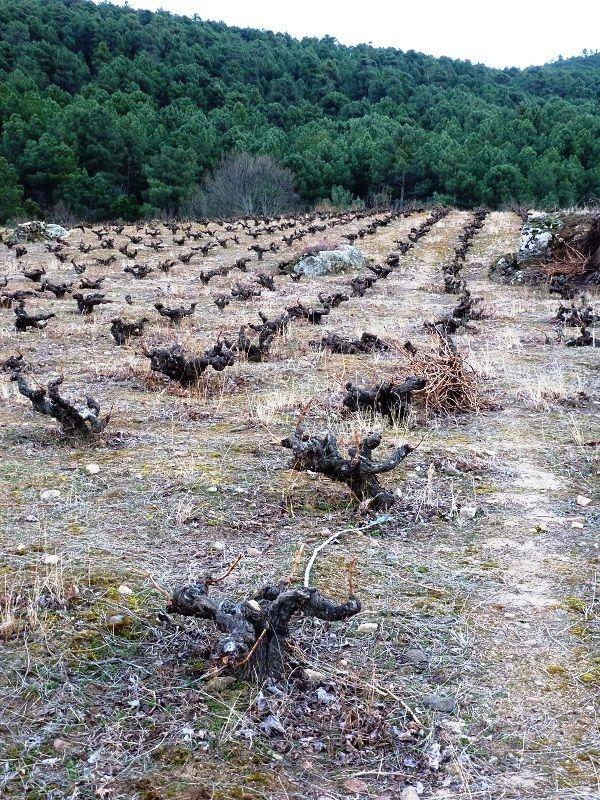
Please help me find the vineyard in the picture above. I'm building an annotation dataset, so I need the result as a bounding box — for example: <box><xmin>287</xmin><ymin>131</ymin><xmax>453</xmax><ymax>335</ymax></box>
<box><xmin>0</xmin><ymin>207</ymin><xmax>598</xmax><ymax>799</ymax></box>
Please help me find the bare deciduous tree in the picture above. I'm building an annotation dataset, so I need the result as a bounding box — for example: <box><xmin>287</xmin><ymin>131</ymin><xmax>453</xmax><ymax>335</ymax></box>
<box><xmin>191</xmin><ymin>153</ymin><xmax>299</xmax><ymax>218</ymax></box>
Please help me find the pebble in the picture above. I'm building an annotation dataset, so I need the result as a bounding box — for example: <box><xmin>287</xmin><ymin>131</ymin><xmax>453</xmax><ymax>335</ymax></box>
<box><xmin>303</xmin><ymin>668</ymin><xmax>326</xmax><ymax>685</ymax></box>
<box><xmin>206</xmin><ymin>676</ymin><xmax>235</xmax><ymax>693</ymax></box>
<box><xmin>106</xmin><ymin>614</ymin><xmax>130</xmax><ymax>630</ymax></box>
<box><xmin>53</xmin><ymin>738</ymin><xmax>70</xmax><ymax>753</ymax></box>
<box><xmin>211</xmin><ymin>540</ymin><xmax>226</xmax><ymax>552</ymax></box>
<box><xmin>441</xmin><ymin>464</ymin><xmax>462</xmax><ymax>477</ymax></box>
<box><xmin>401</xmin><ymin>786</ymin><xmax>420</xmax><ymax>800</ymax></box>
<box><xmin>423</xmin><ymin>694</ymin><xmax>457</xmax><ymax>713</ymax></box>
<box><xmin>41</xmin><ymin>554</ymin><xmax>59</xmax><ymax>565</ymax></box>
<box><xmin>343</xmin><ymin>778</ymin><xmax>368</xmax><ymax>794</ymax></box>
<box><xmin>576</xmin><ymin>495</ymin><xmax>591</xmax><ymax>507</ymax></box>
<box><xmin>459</xmin><ymin>505</ymin><xmax>478</xmax><ymax>520</ymax></box>
<box><xmin>356</xmin><ymin>622</ymin><xmax>378</xmax><ymax>634</ymax></box>
<box><xmin>40</xmin><ymin>489</ymin><xmax>61</xmax><ymax>501</ymax></box>
<box><xmin>404</xmin><ymin>648</ymin><xmax>428</xmax><ymax>665</ymax></box>
<box><xmin>246</xmin><ymin>547</ymin><xmax>261</xmax><ymax>557</ymax></box>
<box><xmin>117</xmin><ymin>584</ymin><xmax>133</xmax><ymax>596</ymax></box>
<box><xmin>85</xmin><ymin>463</ymin><xmax>101</xmax><ymax>475</ymax></box>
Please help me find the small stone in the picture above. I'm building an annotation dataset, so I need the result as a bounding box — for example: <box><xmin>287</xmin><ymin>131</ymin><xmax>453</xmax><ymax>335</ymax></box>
<box><xmin>356</xmin><ymin>622</ymin><xmax>378</xmax><ymax>634</ymax></box>
<box><xmin>260</xmin><ymin>714</ymin><xmax>286</xmax><ymax>736</ymax></box>
<box><xmin>423</xmin><ymin>694</ymin><xmax>457</xmax><ymax>713</ymax></box>
<box><xmin>211</xmin><ymin>540</ymin><xmax>225</xmax><ymax>552</ymax></box>
<box><xmin>84</xmin><ymin>463</ymin><xmax>101</xmax><ymax>475</ymax></box>
<box><xmin>246</xmin><ymin>547</ymin><xmax>261</xmax><ymax>557</ymax></box>
<box><xmin>401</xmin><ymin>786</ymin><xmax>420</xmax><ymax>800</ymax></box>
<box><xmin>303</xmin><ymin>668</ymin><xmax>326</xmax><ymax>685</ymax></box>
<box><xmin>404</xmin><ymin>648</ymin><xmax>428</xmax><ymax>665</ymax></box>
<box><xmin>41</xmin><ymin>553</ymin><xmax>59</xmax><ymax>565</ymax></box>
<box><xmin>117</xmin><ymin>584</ymin><xmax>133</xmax><ymax>596</ymax></box>
<box><xmin>571</xmin><ymin>521</ymin><xmax>584</xmax><ymax>529</ymax></box>
<box><xmin>441</xmin><ymin>463</ymin><xmax>461</xmax><ymax>477</ymax></box>
<box><xmin>206</xmin><ymin>486</ymin><xmax>218</xmax><ymax>493</ymax></box>
<box><xmin>459</xmin><ymin>505</ymin><xmax>478</xmax><ymax>520</ymax></box>
<box><xmin>53</xmin><ymin>738</ymin><xmax>70</xmax><ymax>752</ymax></box>
<box><xmin>576</xmin><ymin>495</ymin><xmax>591</xmax><ymax>507</ymax></box>
<box><xmin>40</xmin><ymin>489</ymin><xmax>61</xmax><ymax>501</ymax></box>
<box><xmin>343</xmin><ymin>778</ymin><xmax>368</xmax><ymax>794</ymax></box>
<box><xmin>106</xmin><ymin>614</ymin><xmax>130</xmax><ymax>630</ymax></box>
<box><xmin>206</xmin><ymin>676</ymin><xmax>235</xmax><ymax>693</ymax></box>
<box><xmin>0</xmin><ymin>619</ymin><xmax>19</xmax><ymax>640</ymax></box>
<box><xmin>15</xmin><ymin>543</ymin><xmax>27</xmax><ymax>554</ymax></box>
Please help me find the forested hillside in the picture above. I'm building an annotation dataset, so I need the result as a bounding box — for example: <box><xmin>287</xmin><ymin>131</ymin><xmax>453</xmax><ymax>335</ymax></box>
<box><xmin>1</xmin><ymin>0</ymin><xmax>599</xmax><ymax>220</ymax></box>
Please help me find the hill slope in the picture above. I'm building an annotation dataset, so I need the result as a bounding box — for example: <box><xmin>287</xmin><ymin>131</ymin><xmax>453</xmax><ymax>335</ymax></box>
<box><xmin>0</xmin><ymin>0</ymin><xmax>599</xmax><ymax>219</ymax></box>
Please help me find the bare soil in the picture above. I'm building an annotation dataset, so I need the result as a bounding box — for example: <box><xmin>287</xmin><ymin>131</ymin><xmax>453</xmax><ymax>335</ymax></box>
<box><xmin>0</xmin><ymin>210</ymin><xmax>598</xmax><ymax>800</ymax></box>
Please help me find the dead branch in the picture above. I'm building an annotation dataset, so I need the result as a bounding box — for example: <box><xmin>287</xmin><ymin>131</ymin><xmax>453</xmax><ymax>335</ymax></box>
<box><xmin>403</xmin><ymin>336</ymin><xmax>484</xmax><ymax>415</ymax></box>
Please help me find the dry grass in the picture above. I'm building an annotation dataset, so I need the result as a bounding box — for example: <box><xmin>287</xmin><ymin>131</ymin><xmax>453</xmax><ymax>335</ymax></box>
<box><xmin>0</xmin><ymin>208</ymin><xmax>599</xmax><ymax>800</ymax></box>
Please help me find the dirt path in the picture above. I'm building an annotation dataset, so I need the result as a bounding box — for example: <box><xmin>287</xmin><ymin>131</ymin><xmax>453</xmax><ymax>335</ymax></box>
<box><xmin>0</xmin><ymin>210</ymin><xmax>597</xmax><ymax>800</ymax></box>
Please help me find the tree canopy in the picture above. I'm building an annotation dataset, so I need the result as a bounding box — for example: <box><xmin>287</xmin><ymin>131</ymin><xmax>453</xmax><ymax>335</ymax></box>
<box><xmin>0</xmin><ymin>0</ymin><xmax>599</xmax><ymax>221</ymax></box>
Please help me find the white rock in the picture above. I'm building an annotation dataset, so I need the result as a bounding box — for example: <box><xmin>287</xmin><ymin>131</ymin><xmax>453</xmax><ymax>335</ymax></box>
<box><xmin>356</xmin><ymin>622</ymin><xmax>378</xmax><ymax>634</ymax></box>
<box><xmin>303</xmin><ymin>668</ymin><xmax>326</xmax><ymax>685</ymax></box>
<box><xmin>7</xmin><ymin>221</ymin><xmax>69</xmax><ymax>244</ymax></box>
<box><xmin>292</xmin><ymin>245</ymin><xmax>367</xmax><ymax>277</ymax></box>
<box><xmin>106</xmin><ymin>613</ymin><xmax>130</xmax><ymax>629</ymax></box>
<box><xmin>117</xmin><ymin>584</ymin><xmax>133</xmax><ymax>596</ymax></box>
<box><xmin>246</xmin><ymin>547</ymin><xmax>261</xmax><ymax>557</ymax></box>
<box><xmin>40</xmin><ymin>489</ymin><xmax>61</xmax><ymax>501</ymax></box>
<box><xmin>459</xmin><ymin>505</ymin><xmax>478</xmax><ymax>520</ymax></box>
<box><xmin>85</xmin><ymin>463</ymin><xmax>101</xmax><ymax>475</ymax></box>
<box><xmin>211</xmin><ymin>540</ymin><xmax>225</xmax><ymax>552</ymax></box>
<box><xmin>206</xmin><ymin>486</ymin><xmax>218</xmax><ymax>493</ymax></box>
<box><xmin>571</xmin><ymin>521</ymin><xmax>584</xmax><ymax>529</ymax></box>
<box><xmin>576</xmin><ymin>495</ymin><xmax>591</xmax><ymax>507</ymax></box>
<box><xmin>401</xmin><ymin>788</ymin><xmax>420</xmax><ymax>800</ymax></box>
<box><xmin>41</xmin><ymin>554</ymin><xmax>59</xmax><ymax>565</ymax></box>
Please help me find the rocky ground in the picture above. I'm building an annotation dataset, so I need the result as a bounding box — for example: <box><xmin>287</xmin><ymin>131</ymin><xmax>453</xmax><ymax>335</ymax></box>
<box><xmin>0</xmin><ymin>209</ymin><xmax>598</xmax><ymax>800</ymax></box>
